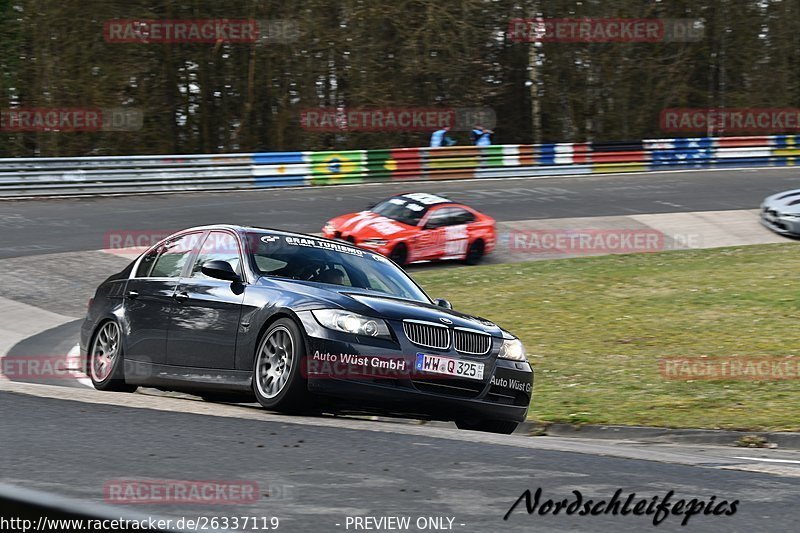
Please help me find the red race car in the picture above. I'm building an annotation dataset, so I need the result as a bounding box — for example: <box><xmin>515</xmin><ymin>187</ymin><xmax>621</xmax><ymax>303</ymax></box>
<box><xmin>322</xmin><ymin>192</ymin><xmax>496</xmax><ymax>266</ymax></box>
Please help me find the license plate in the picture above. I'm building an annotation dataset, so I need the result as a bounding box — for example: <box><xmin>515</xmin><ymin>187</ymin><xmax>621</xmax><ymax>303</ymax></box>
<box><xmin>415</xmin><ymin>353</ymin><xmax>484</xmax><ymax>380</ymax></box>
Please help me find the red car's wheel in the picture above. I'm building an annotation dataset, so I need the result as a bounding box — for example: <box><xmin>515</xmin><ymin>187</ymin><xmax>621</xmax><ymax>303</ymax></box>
<box><xmin>389</xmin><ymin>243</ymin><xmax>408</xmax><ymax>266</ymax></box>
<box><xmin>464</xmin><ymin>239</ymin><xmax>485</xmax><ymax>265</ymax></box>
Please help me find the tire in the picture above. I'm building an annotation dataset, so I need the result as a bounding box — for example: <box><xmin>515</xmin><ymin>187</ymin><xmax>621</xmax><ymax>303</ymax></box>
<box><xmin>464</xmin><ymin>239</ymin><xmax>485</xmax><ymax>265</ymax></box>
<box><xmin>455</xmin><ymin>419</ymin><xmax>519</xmax><ymax>435</ymax></box>
<box><xmin>389</xmin><ymin>243</ymin><xmax>408</xmax><ymax>266</ymax></box>
<box><xmin>88</xmin><ymin>320</ymin><xmax>138</xmax><ymax>393</ymax></box>
<box><xmin>252</xmin><ymin>318</ymin><xmax>310</xmax><ymax>413</ymax></box>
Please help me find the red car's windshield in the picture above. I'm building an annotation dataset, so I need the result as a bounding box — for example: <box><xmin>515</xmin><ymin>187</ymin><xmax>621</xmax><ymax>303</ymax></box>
<box><xmin>370</xmin><ymin>197</ymin><xmax>427</xmax><ymax>225</ymax></box>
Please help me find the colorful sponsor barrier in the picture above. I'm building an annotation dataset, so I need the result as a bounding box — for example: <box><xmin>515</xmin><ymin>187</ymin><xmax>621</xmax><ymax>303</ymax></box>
<box><xmin>308</xmin><ymin>150</ymin><xmax>366</xmax><ymax>185</ymax></box>
<box><xmin>1</xmin><ymin>135</ymin><xmax>798</xmax><ymax>197</ymax></box>
<box><xmin>251</xmin><ymin>151</ymin><xmax>307</xmax><ymax>187</ymax></box>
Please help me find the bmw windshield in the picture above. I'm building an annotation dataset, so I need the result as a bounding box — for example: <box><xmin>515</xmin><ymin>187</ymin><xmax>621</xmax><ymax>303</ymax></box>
<box><xmin>246</xmin><ymin>232</ymin><xmax>431</xmax><ymax>303</ymax></box>
<box><xmin>370</xmin><ymin>196</ymin><xmax>427</xmax><ymax>225</ymax></box>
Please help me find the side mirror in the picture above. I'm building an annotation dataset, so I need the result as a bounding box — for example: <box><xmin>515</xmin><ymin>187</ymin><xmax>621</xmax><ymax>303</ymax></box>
<box><xmin>201</xmin><ymin>260</ymin><xmax>240</xmax><ymax>282</ymax></box>
<box><xmin>435</xmin><ymin>298</ymin><xmax>452</xmax><ymax>310</ymax></box>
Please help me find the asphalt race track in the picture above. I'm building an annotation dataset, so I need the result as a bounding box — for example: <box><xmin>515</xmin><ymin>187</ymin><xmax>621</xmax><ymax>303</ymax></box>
<box><xmin>2</xmin><ymin>386</ymin><xmax>800</xmax><ymax>532</ymax></box>
<box><xmin>2</xmin><ymin>167</ymin><xmax>800</xmax><ymax>532</ymax></box>
<box><xmin>1</xmin><ymin>166</ymin><xmax>800</xmax><ymax>259</ymax></box>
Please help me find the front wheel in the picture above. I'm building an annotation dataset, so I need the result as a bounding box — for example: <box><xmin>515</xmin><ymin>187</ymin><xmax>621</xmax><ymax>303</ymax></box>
<box><xmin>389</xmin><ymin>243</ymin><xmax>408</xmax><ymax>266</ymax></box>
<box><xmin>464</xmin><ymin>239</ymin><xmax>485</xmax><ymax>265</ymax></box>
<box><xmin>252</xmin><ymin>318</ymin><xmax>310</xmax><ymax>413</ymax></box>
<box><xmin>89</xmin><ymin>320</ymin><xmax>137</xmax><ymax>392</ymax></box>
<box><xmin>456</xmin><ymin>419</ymin><xmax>519</xmax><ymax>435</ymax></box>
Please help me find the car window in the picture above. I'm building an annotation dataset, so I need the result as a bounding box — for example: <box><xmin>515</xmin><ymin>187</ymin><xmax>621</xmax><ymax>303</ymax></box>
<box><xmin>254</xmin><ymin>255</ymin><xmax>289</xmax><ymax>273</ymax></box>
<box><xmin>190</xmin><ymin>231</ymin><xmax>242</xmax><ymax>279</ymax></box>
<box><xmin>449</xmin><ymin>207</ymin><xmax>476</xmax><ymax>225</ymax></box>
<box><xmin>371</xmin><ymin>197</ymin><xmax>427</xmax><ymax>226</ymax></box>
<box><xmin>247</xmin><ymin>232</ymin><xmax>430</xmax><ymax>303</ymax></box>
<box><xmin>365</xmin><ymin>272</ymin><xmax>392</xmax><ymax>294</ymax></box>
<box><xmin>307</xmin><ymin>263</ymin><xmax>352</xmax><ymax>286</ymax></box>
<box><xmin>424</xmin><ymin>208</ymin><xmax>452</xmax><ymax>229</ymax></box>
<box><xmin>135</xmin><ymin>247</ymin><xmax>160</xmax><ymax>278</ymax></box>
<box><xmin>149</xmin><ymin>232</ymin><xmax>202</xmax><ymax>278</ymax></box>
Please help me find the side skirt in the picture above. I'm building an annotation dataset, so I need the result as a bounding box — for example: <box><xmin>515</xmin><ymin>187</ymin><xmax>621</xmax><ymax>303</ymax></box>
<box><xmin>125</xmin><ymin>360</ymin><xmax>252</xmax><ymax>393</ymax></box>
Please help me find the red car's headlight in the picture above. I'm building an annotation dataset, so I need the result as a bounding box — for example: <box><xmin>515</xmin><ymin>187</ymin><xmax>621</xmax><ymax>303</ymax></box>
<box><xmin>361</xmin><ymin>238</ymin><xmax>388</xmax><ymax>247</ymax></box>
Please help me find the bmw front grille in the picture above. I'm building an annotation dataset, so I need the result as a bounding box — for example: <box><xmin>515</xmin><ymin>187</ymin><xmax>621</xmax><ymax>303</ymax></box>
<box><xmin>402</xmin><ymin>320</ymin><xmax>450</xmax><ymax>350</ymax></box>
<box><xmin>402</xmin><ymin>320</ymin><xmax>491</xmax><ymax>355</ymax></box>
<box><xmin>453</xmin><ymin>328</ymin><xmax>492</xmax><ymax>355</ymax></box>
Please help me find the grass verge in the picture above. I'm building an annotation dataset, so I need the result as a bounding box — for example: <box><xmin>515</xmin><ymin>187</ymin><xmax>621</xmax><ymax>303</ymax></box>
<box><xmin>413</xmin><ymin>243</ymin><xmax>800</xmax><ymax>431</ymax></box>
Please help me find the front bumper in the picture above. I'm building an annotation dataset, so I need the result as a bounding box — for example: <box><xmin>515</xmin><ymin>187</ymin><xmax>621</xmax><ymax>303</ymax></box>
<box><xmin>296</xmin><ymin>311</ymin><xmax>533</xmax><ymax>423</ymax></box>
<box><xmin>322</xmin><ymin>228</ymin><xmax>391</xmax><ymax>255</ymax></box>
<box><xmin>760</xmin><ymin>207</ymin><xmax>800</xmax><ymax>236</ymax></box>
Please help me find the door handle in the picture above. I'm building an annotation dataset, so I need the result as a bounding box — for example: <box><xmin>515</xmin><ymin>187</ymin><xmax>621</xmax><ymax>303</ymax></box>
<box><xmin>174</xmin><ymin>291</ymin><xmax>189</xmax><ymax>302</ymax></box>
<box><xmin>126</xmin><ymin>290</ymin><xmax>139</xmax><ymax>299</ymax></box>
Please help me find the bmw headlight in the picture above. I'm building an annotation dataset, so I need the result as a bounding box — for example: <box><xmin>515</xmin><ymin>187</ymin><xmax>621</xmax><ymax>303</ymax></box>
<box><xmin>323</xmin><ymin>222</ymin><xmax>336</xmax><ymax>233</ymax></box>
<box><xmin>312</xmin><ymin>309</ymin><xmax>391</xmax><ymax>338</ymax></box>
<box><xmin>498</xmin><ymin>337</ymin><xmax>527</xmax><ymax>361</ymax></box>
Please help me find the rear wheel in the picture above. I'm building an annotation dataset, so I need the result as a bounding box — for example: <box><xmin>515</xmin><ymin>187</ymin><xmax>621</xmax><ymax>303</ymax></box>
<box><xmin>464</xmin><ymin>239</ymin><xmax>485</xmax><ymax>265</ymax></box>
<box><xmin>252</xmin><ymin>318</ymin><xmax>310</xmax><ymax>413</ymax></box>
<box><xmin>389</xmin><ymin>243</ymin><xmax>408</xmax><ymax>266</ymax></box>
<box><xmin>456</xmin><ymin>419</ymin><xmax>518</xmax><ymax>435</ymax></box>
<box><xmin>89</xmin><ymin>320</ymin><xmax>137</xmax><ymax>392</ymax></box>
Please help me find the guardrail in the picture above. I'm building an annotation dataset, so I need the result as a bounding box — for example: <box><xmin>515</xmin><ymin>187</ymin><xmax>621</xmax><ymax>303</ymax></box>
<box><xmin>1</xmin><ymin>134</ymin><xmax>798</xmax><ymax>197</ymax></box>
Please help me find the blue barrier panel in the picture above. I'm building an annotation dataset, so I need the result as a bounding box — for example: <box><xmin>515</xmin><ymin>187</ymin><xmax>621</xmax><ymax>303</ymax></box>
<box><xmin>772</xmin><ymin>135</ymin><xmax>800</xmax><ymax>149</ymax></box>
<box><xmin>537</xmin><ymin>144</ymin><xmax>557</xmax><ymax>165</ymax></box>
<box><xmin>252</xmin><ymin>176</ymin><xmax>307</xmax><ymax>187</ymax></box>
<box><xmin>713</xmin><ymin>156</ymin><xmax>797</xmax><ymax>168</ymax></box>
<box><xmin>252</xmin><ymin>152</ymin><xmax>305</xmax><ymax>164</ymax></box>
<box><xmin>649</xmin><ymin>149</ymin><xmax>715</xmax><ymax>167</ymax></box>
<box><xmin>252</xmin><ymin>151</ymin><xmax>309</xmax><ymax>187</ymax></box>
<box><xmin>672</xmin><ymin>137</ymin><xmax>715</xmax><ymax>149</ymax></box>
<box><xmin>772</xmin><ymin>157</ymin><xmax>799</xmax><ymax>167</ymax></box>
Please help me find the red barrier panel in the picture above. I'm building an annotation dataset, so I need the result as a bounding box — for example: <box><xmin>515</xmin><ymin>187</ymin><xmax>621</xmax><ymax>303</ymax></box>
<box><xmin>716</xmin><ymin>136</ymin><xmax>772</xmax><ymax>147</ymax></box>
<box><xmin>389</xmin><ymin>147</ymin><xmax>424</xmax><ymax>181</ymax></box>
<box><xmin>573</xmin><ymin>143</ymin><xmax>592</xmax><ymax>164</ymax></box>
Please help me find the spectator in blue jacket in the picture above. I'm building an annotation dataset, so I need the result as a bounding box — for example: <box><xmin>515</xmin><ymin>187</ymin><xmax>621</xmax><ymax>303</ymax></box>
<box><xmin>471</xmin><ymin>125</ymin><xmax>493</xmax><ymax>146</ymax></box>
<box><xmin>430</xmin><ymin>126</ymin><xmax>455</xmax><ymax>147</ymax></box>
